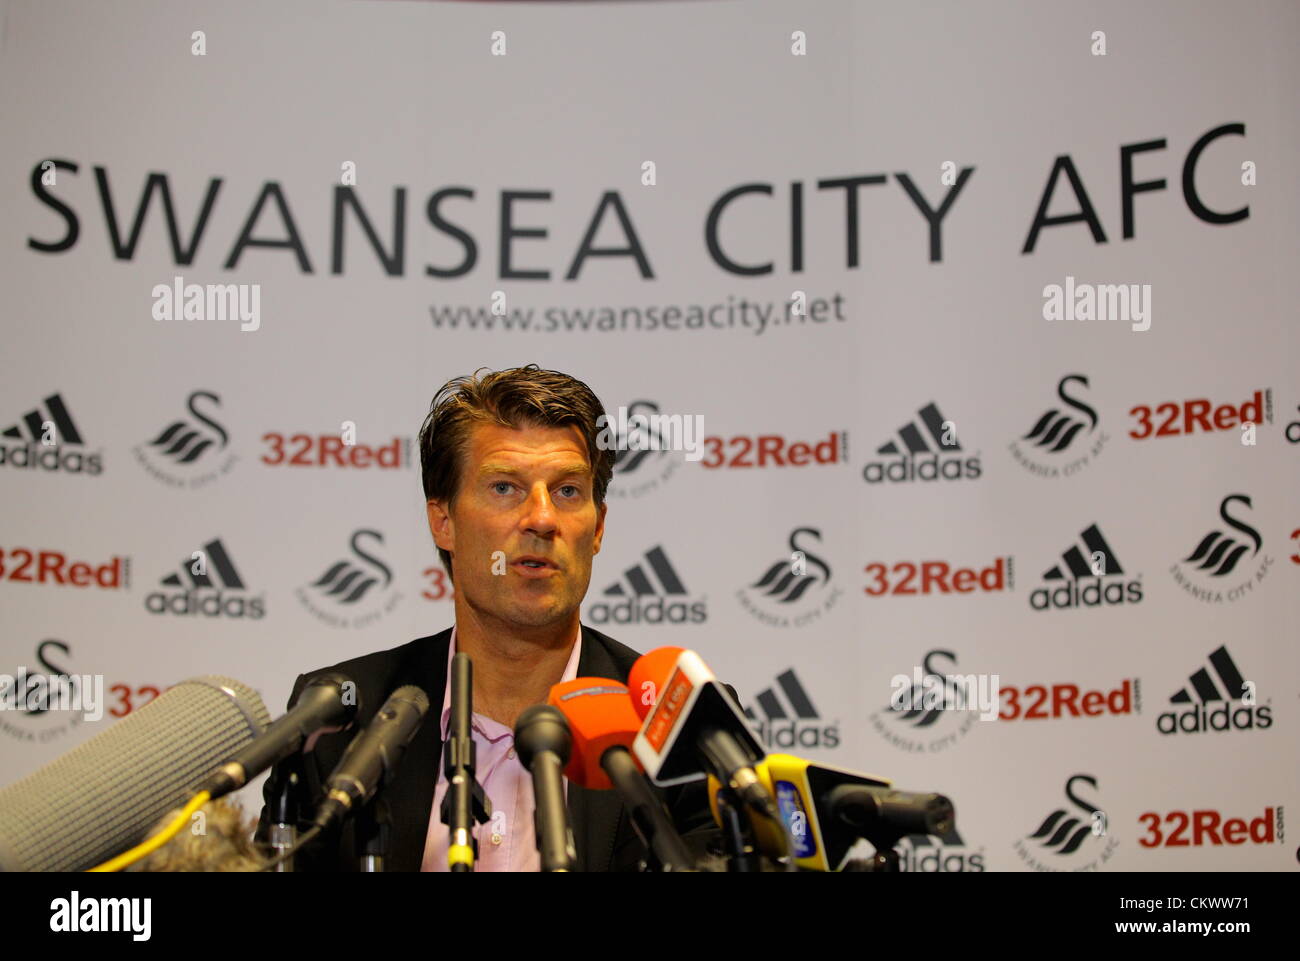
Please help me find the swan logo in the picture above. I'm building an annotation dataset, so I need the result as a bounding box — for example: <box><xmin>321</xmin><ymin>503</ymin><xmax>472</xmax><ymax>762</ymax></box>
<box><xmin>1012</xmin><ymin>774</ymin><xmax>1119</xmax><ymax>871</ymax></box>
<box><xmin>133</xmin><ymin>390</ymin><xmax>237</xmax><ymax>488</ymax></box>
<box><xmin>604</xmin><ymin>400</ymin><xmax>681</xmax><ymax>499</ymax></box>
<box><xmin>736</xmin><ymin>527</ymin><xmax>843</xmax><ymax>629</ymax></box>
<box><xmin>296</xmin><ymin>529</ymin><xmax>403</xmax><ymax>628</ymax></box>
<box><xmin>868</xmin><ymin>649</ymin><xmax>977</xmax><ymax>754</ymax></box>
<box><xmin>0</xmin><ymin>640</ymin><xmax>95</xmax><ymax>744</ymax></box>
<box><xmin>1169</xmin><ymin>495</ymin><xmax>1273</xmax><ymax>604</ymax></box>
<box><xmin>1008</xmin><ymin>374</ymin><xmax>1110</xmax><ymax>478</ymax></box>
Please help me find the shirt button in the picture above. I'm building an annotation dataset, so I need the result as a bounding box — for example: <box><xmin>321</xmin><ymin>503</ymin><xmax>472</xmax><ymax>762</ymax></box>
<box><xmin>507</xmin><ymin>748</ymin><xmax>515</xmax><ymax>759</ymax></box>
<box><xmin>491</xmin><ymin>833</ymin><xmax>503</xmax><ymax>845</ymax></box>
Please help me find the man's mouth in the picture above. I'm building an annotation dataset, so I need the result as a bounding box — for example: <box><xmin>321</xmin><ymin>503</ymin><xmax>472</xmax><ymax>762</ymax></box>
<box><xmin>513</xmin><ymin>556</ymin><xmax>559</xmax><ymax>576</ymax></box>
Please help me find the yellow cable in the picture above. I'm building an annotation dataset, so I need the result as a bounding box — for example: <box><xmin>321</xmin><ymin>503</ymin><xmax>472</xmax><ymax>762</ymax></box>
<box><xmin>87</xmin><ymin>790</ymin><xmax>211</xmax><ymax>872</ymax></box>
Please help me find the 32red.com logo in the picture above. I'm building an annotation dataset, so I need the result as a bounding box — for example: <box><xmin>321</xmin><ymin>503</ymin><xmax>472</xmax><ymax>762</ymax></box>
<box><xmin>1138</xmin><ymin>807</ymin><xmax>1281</xmax><ymax>847</ymax></box>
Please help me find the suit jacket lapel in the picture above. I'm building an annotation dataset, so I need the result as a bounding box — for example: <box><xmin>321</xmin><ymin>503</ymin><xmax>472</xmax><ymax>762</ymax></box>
<box><xmin>383</xmin><ymin>628</ymin><xmax>451</xmax><ymax>872</ymax></box>
<box><xmin>378</xmin><ymin>624</ymin><xmax>624</xmax><ymax>872</ymax></box>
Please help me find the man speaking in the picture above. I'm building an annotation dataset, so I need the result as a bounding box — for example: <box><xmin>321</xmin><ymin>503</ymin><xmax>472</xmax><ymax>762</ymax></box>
<box><xmin>257</xmin><ymin>365</ymin><xmax>719</xmax><ymax>870</ymax></box>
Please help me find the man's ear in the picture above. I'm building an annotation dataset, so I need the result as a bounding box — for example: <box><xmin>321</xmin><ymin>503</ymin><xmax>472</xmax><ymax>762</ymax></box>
<box><xmin>427</xmin><ymin>499</ymin><xmax>454</xmax><ymax>552</ymax></box>
<box><xmin>592</xmin><ymin>500</ymin><xmax>608</xmax><ymax>555</ymax></box>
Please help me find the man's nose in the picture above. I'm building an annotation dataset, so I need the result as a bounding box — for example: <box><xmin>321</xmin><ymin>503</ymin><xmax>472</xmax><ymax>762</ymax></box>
<box><xmin>520</xmin><ymin>484</ymin><xmax>558</xmax><ymax>535</ymax></box>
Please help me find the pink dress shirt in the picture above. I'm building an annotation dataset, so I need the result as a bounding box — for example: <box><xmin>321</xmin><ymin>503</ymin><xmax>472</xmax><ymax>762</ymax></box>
<box><xmin>421</xmin><ymin>625</ymin><xmax>583</xmax><ymax>872</ymax></box>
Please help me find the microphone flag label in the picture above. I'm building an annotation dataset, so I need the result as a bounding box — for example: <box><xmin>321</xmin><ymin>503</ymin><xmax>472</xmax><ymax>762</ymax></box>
<box><xmin>644</xmin><ymin>668</ymin><xmax>693</xmax><ymax>754</ymax></box>
<box><xmin>776</xmin><ymin>780</ymin><xmax>816</xmax><ymax>859</ymax></box>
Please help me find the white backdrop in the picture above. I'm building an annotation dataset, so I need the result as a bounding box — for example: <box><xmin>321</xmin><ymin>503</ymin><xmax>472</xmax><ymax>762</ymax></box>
<box><xmin>1</xmin><ymin>0</ymin><xmax>1297</xmax><ymax>871</ymax></box>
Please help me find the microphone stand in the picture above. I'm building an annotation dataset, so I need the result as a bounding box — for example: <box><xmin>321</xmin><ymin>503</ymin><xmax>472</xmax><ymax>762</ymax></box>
<box><xmin>440</xmin><ymin>653</ymin><xmax>492</xmax><ymax>872</ymax></box>
<box><xmin>841</xmin><ymin>851</ymin><xmax>902</xmax><ymax>872</ymax></box>
<box><xmin>267</xmin><ymin>762</ymin><xmax>303</xmax><ymax>873</ymax></box>
<box><xmin>715</xmin><ymin>787</ymin><xmax>761</xmax><ymax>872</ymax></box>
<box><xmin>602</xmin><ymin>748</ymin><xmax>696</xmax><ymax>872</ymax></box>
<box><xmin>356</xmin><ymin>793</ymin><xmax>392</xmax><ymax>872</ymax></box>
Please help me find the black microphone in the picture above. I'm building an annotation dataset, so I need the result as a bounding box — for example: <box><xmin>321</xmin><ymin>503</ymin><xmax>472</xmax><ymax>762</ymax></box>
<box><xmin>829</xmin><ymin>785</ymin><xmax>954</xmax><ymax>839</ymax></box>
<box><xmin>439</xmin><ymin>652</ymin><xmax>492</xmax><ymax>871</ymax></box>
<box><xmin>514</xmin><ymin>705</ymin><xmax>576</xmax><ymax>872</ymax></box>
<box><xmin>312</xmin><ymin>685</ymin><xmax>430</xmax><ymax>832</ymax></box>
<box><xmin>602</xmin><ymin>747</ymin><xmax>697</xmax><ymax>872</ymax></box>
<box><xmin>200</xmin><ymin>672</ymin><xmax>357</xmax><ymax>800</ymax></box>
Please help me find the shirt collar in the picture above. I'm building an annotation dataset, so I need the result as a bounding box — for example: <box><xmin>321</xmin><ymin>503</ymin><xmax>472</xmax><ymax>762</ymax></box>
<box><xmin>438</xmin><ymin>623</ymin><xmax>583</xmax><ymax>742</ymax></box>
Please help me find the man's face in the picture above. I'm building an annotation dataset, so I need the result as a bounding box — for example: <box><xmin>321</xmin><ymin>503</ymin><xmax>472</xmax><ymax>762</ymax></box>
<box><xmin>427</xmin><ymin>421</ymin><xmax>606</xmax><ymax>632</ymax></box>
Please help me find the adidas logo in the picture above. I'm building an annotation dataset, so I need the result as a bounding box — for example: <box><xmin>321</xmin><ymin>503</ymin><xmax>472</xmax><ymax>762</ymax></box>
<box><xmin>744</xmin><ymin>669</ymin><xmax>839</xmax><ymax>750</ymax></box>
<box><xmin>1029</xmin><ymin>524</ymin><xmax>1142</xmax><ymax>611</ymax></box>
<box><xmin>0</xmin><ymin>393</ymin><xmax>102</xmax><ymax>474</ymax></box>
<box><xmin>2</xmin><ymin>393</ymin><xmax>83</xmax><ymax>444</ymax></box>
<box><xmin>1043</xmin><ymin>523</ymin><xmax>1125</xmax><ymax>578</ymax></box>
<box><xmin>603</xmin><ymin>545</ymin><xmax>685</xmax><ymax>597</ymax></box>
<box><xmin>877</xmin><ymin>402</ymin><xmax>962</xmax><ymax>455</ymax></box>
<box><xmin>863</xmin><ymin>402</ymin><xmax>981</xmax><ymax>483</ymax></box>
<box><xmin>1172</xmin><ymin>646</ymin><xmax>1246</xmax><ymax>704</ymax></box>
<box><xmin>144</xmin><ymin>538</ymin><xmax>264</xmax><ymax>618</ymax></box>
<box><xmin>586</xmin><ymin>546</ymin><xmax>705</xmax><ymax>625</ymax></box>
<box><xmin>898</xmin><ymin>826</ymin><xmax>986</xmax><ymax>872</ymax></box>
<box><xmin>159</xmin><ymin>538</ymin><xmax>244</xmax><ymax>589</ymax></box>
<box><xmin>1157</xmin><ymin>646</ymin><xmax>1271</xmax><ymax>735</ymax></box>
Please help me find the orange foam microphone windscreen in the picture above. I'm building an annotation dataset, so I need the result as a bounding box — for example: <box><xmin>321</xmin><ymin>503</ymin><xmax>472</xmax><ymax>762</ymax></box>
<box><xmin>547</xmin><ymin>677</ymin><xmax>643</xmax><ymax>790</ymax></box>
<box><xmin>626</xmin><ymin>647</ymin><xmax>686</xmax><ymax>721</ymax></box>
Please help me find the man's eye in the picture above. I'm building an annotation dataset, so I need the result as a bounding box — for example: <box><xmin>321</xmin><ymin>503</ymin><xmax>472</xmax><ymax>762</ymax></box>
<box><xmin>558</xmin><ymin>485</ymin><xmax>579</xmax><ymax>498</ymax></box>
<box><xmin>492</xmin><ymin>482</ymin><xmax>513</xmax><ymax>495</ymax></box>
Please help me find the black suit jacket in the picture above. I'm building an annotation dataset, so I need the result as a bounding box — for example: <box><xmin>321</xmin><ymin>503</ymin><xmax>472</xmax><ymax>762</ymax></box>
<box><xmin>256</xmin><ymin>624</ymin><xmax>720</xmax><ymax>871</ymax></box>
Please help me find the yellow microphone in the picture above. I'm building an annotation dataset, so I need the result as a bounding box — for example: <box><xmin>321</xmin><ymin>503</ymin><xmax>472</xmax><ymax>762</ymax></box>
<box><xmin>708</xmin><ymin>754</ymin><xmax>896</xmax><ymax>871</ymax></box>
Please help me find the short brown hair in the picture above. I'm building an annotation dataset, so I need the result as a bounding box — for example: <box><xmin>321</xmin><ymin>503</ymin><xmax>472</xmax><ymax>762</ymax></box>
<box><xmin>418</xmin><ymin>365</ymin><xmax>613</xmax><ymax>582</ymax></box>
